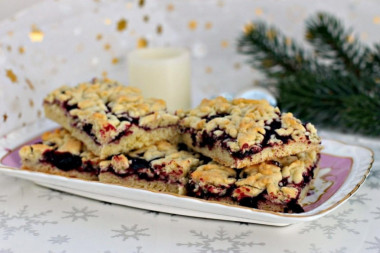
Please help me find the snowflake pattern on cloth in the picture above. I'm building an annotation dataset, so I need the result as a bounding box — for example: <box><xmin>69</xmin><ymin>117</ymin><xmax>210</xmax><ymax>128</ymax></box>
<box><xmin>299</xmin><ymin>208</ymin><xmax>368</xmax><ymax>239</ymax></box>
<box><xmin>177</xmin><ymin>226</ymin><xmax>265</xmax><ymax>253</ymax></box>
<box><xmin>0</xmin><ymin>205</ymin><xmax>57</xmax><ymax>240</ymax></box>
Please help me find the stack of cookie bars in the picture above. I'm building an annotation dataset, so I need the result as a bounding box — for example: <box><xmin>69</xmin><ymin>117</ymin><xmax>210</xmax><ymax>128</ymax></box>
<box><xmin>19</xmin><ymin>79</ymin><xmax>322</xmax><ymax>213</ymax></box>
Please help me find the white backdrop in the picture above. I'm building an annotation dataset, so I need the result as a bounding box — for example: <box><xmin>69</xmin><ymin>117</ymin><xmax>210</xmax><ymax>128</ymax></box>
<box><xmin>0</xmin><ymin>0</ymin><xmax>379</xmax><ymax>136</ymax></box>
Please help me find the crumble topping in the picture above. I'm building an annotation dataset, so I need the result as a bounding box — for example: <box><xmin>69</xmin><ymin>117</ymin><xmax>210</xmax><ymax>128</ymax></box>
<box><xmin>99</xmin><ymin>141</ymin><xmax>201</xmax><ymax>177</ymax></box>
<box><xmin>179</xmin><ymin>96</ymin><xmax>321</xmax><ymax>153</ymax></box>
<box><xmin>44</xmin><ymin>79</ymin><xmax>179</xmax><ymax>144</ymax></box>
<box><xmin>233</xmin><ymin>150</ymin><xmax>319</xmax><ymax>202</ymax></box>
<box><xmin>19</xmin><ymin>129</ymin><xmax>100</xmax><ymax>169</ymax></box>
<box><xmin>191</xmin><ymin>162</ymin><xmax>237</xmax><ymax>187</ymax></box>
<box><xmin>19</xmin><ymin>128</ymin><xmax>99</xmax><ymax>163</ymax></box>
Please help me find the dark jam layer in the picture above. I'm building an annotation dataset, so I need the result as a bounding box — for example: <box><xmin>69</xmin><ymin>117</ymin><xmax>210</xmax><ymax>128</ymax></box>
<box><xmin>187</xmin><ymin>180</ymin><xmax>236</xmax><ymax>199</ymax></box>
<box><xmin>105</xmin><ymin>156</ymin><xmax>183</xmax><ymax>184</ymax></box>
<box><xmin>239</xmin><ymin>195</ymin><xmax>304</xmax><ymax>213</ymax></box>
<box><xmin>56</xmin><ymin>99</ymin><xmax>172</xmax><ymax>145</ymax></box>
<box><xmin>42</xmin><ymin>150</ymin><xmax>97</xmax><ymax>174</ymax></box>
<box><xmin>184</xmin><ymin>114</ymin><xmax>301</xmax><ymax>160</ymax></box>
<box><xmin>237</xmin><ymin>162</ymin><xmax>319</xmax><ymax>213</ymax></box>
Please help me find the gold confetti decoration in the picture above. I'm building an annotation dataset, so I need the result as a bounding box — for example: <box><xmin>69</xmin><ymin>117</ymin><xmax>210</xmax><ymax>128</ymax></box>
<box><xmin>137</xmin><ymin>38</ymin><xmax>148</xmax><ymax>48</ymax></box>
<box><xmin>126</xmin><ymin>2</ymin><xmax>133</xmax><ymax>9</ymax></box>
<box><xmin>29</xmin><ymin>25</ymin><xmax>44</xmax><ymax>42</ymax></box>
<box><xmin>255</xmin><ymin>8</ymin><xmax>263</xmax><ymax>16</ymax></box>
<box><xmin>3</xmin><ymin>114</ymin><xmax>8</xmax><ymax>122</ymax></box>
<box><xmin>143</xmin><ymin>15</ymin><xmax>149</xmax><ymax>22</ymax></box>
<box><xmin>234</xmin><ymin>63</ymin><xmax>241</xmax><ymax>70</ymax></box>
<box><xmin>373</xmin><ymin>16</ymin><xmax>380</xmax><ymax>24</ymax></box>
<box><xmin>25</xmin><ymin>78</ymin><xmax>35</xmax><ymax>90</ymax></box>
<box><xmin>346</xmin><ymin>35</ymin><xmax>355</xmax><ymax>44</ymax></box>
<box><xmin>6</xmin><ymin>69</ymin><xmax>17</xmax><ymax>83</ymax></box>
<box><xmin>7</xmin><ymin>31</ymin><xmax>13</xmax><ymax>37</ymax></box>
<box><xmin>96</xmin><ymin>34</ymin><xmax>103</xmax><ymax>40</ymax></box>
<box><xmin>138</xmin><ymin>0</ymin><xmax>145</xmax><ymax>8</ymax></box>
<box><xmin>205</xmin><ymin>22</ymin><xmax>213</xmax><ymax>30</ymax></box>
<box><xmin>157</xmin><ymin>25</ymin><xmax>163</xmax><ymax>34</ymax></box>
<box><xmin>112</xmin><ymin>57</ymin><xmax>119</xmax><ymax>64</ymax></box>
<box><xmin>37</xmin><ymin>110</ymin><xmax>42</xmax><ymax>118</ymax></box>
<box><xmin>102</xmin><ymin>71</ymin><xmax>108</xmax><ymax>79</ymax></box>
<box><xmin>167</xmin><ymin>4</ymin><xmax>174</xmax><ymax>12</ymax></box>
<box><xmin>221</xmin><ymin>40</ymin><xmax>229</xmax><ymax>48</ymax></box>
<box><xmin>188</xmin><ymin>20</ymin><xmax>198</xmax><ymax>30</ymax></box>
<box><xmin>29</xmin><ymin>99</ymin><xmax>34</xmax><ymax>107</ymax></box>
<box><xmin>243</xmin><ymin>23</ymin><xmax>255</xmax><ymax>34</ymax></box>
<box><xmin>217</xmin><ymin>0</ymin><xmax>224</xmax><ymax>7</ymax></box>
<box><xmin>117</xmin><ymin>18</ymin><xmax>128</xmax><ymax>32</ymax></box>
<box><xmin>6</xmin><ymin>45</ymin><xmax>12</xmax><ymax>52</ymax></box>
<box><xmin>285</xmin><ymin>37</ymin><xmax>292</xmax><ymax>46</ymax></box>
<box><xmin>104</xmin><ymin>43</ymin><xmax>111</xmax><ymax>50</ymax></box>
<box><xmin>104</xmin><ymin>18</ymin><xmax>112</xmax><ymax>25</ymax></box>
<box><xmin>18</xmin><ymin>46</ymin><xmax>25</xmax><ymax>54</ymax></box>
<box><xmin>18</xmin><ymin>112</ymin><xmax>22</xmax><ymax>118</ymax></box>
<box><xmin>205</xmin><ymin>66</ymin><xmax>213</xmax><ymax>73</ymax></box>
<box><xmin>266</xmin><ymin>29</ymin><xmax>276</xmax><ymax>40</ymax></box>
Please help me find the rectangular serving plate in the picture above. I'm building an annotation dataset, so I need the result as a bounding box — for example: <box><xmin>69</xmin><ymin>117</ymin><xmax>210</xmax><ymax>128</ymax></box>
<box><xmin>0</xmin><ymin>120</ymin><xmax>374</xmax><ymax>226</ymax></box>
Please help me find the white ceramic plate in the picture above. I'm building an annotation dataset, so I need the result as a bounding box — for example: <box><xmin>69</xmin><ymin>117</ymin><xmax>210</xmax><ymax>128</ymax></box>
<box><xmin>0</xmin><ymin>120</ymin><xmax>374</xmax><ymax>226</ymax></box>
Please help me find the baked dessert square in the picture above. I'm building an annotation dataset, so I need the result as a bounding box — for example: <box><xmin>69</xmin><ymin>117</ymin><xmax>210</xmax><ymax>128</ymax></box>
<box><xmin>19</xmin><ymin>129</ymin><xmax>100</xmax><ymax>180</ymax></box>
<box><xmin>98</xmin><ymin>141</ymin><xmax>202</xmax><ymax>195</ymax></box>
<box><xmin>179</xmin><ymin>97</ymin><xmax>321</xmax><ymax>168</ymax></box>
<box><xmin>187</xmin><ymin>162</ymin><xmax>237</xmax><ymax>204</ymax></box>
<box><xmin>188</xmin><ymin>150</ymin><xmax>320</xmax><ymax>213</ymax></box>
<box><xmin>43</xmin><ymin>79</ymin><xmax>180</xmax><ymax>158</ymax></box>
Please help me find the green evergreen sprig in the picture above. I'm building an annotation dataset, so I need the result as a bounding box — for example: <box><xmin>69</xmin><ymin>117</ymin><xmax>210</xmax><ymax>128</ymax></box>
<box><xmin>237</xmin><ymin>12</ymin><xmax>380</xmax><ymax>136</ymax></box>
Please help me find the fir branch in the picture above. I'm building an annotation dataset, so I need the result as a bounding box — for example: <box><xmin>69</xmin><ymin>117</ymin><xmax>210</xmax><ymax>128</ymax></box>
<box><xmin>237</xmin><ymin>22</ymin><xmax>315</xmax><ymax>78</ymax></box>
<box><xmin>305</xmin><ymin>12</ymin><xmax>371</xmax><ymax>77</ymax></box>
<box><xmin>238</xmin><ymin>12</ymin><xmax>380</xmax><ymax>136</ymax></box>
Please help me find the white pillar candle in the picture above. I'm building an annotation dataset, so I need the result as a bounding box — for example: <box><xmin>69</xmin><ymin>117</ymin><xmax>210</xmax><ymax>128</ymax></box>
<box><xmin>127</xmin><ymin>48</ymin><xmax>191</xmax><ymax>111</ymax></box>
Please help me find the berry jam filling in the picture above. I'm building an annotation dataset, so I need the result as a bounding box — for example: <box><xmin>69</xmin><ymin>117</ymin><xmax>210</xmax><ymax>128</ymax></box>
<box><xmin>237</xmin><ymin>191</ymin><xmax>304</xmax><ymax>213</ymax></box>
<box><xmin>42</xmin><ymin>150</ymin><xmax>97</xmax><ymax>173</ymax></box>
<box><xmin>50</xmin><ymin>99</ymin><xmax>175</xmax><ymax>144</ymax></box>
<box><xmin>184</xmin><ymin>116</ymin><xmax>304</xmax><ymax>160</ymax></box>
<box><xmin>202</xmin><ymin>113</ymin><xmax>229</xmax><ymax>122</ymax></box>
<box><xmin>187</xmin><ymin>180</ymin><xmax>235</xmax><ymax>199</ymax></box>
<box><xmin>105</xmin><ymin>156</ymin><xmax>183</xmax><ymax>184</ymax></box>
<box><xmin>62</xmin><ymin>101</ymin><xmax>78</xmax><ymax>112</ymax></box>
<box><xmin>235</xmin><ymin>162</ymin><xmax>319</xmax><ymax>213</ymax></box>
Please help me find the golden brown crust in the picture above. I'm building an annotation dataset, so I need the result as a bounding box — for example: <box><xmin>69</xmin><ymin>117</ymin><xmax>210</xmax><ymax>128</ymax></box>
<box><xmin>232</xmin><ymin>150</ymin><xmax>319</xmax><ymax>203</ymax></box>
<box><xmin>19</xmin><ymin>128</ymin><xmax>100</xmax><ymax>165</ymax></box>
<box><xmin>181</xmin><ymin>132</ymin><xmax>321</xmax><ymax>168</ymax></box>
<box><xmin>19</xmin><ymin>129</ymin><xmax>100</xmax><ymax>180</ymax></box>
<box><xmin>98</xmin><ymin>173</ymin><xmax>186</xmax><ymax>194</ymax></box>
<box><xmin>43</xmin><ymin>79</ymin><xmax>179</xmax><ymax>157</ymax></box>
<box><xmin>179</xmin><ymin>96</ymin><xmax>321</xmax><ymax>168</ymax></box>
<box><xmin>21</xmin><ymin>165</ymin><xmax>98</xmax><ymax>181</ymax></box>
<box><xmin>44</xmin><ymin>102</ymin><xmax>179</xmax><ymax>158</ymax></box>
<box><xmin>191</xmin><ymin>162</ymin><xmax>236</xmax><ymax>187</ymax></box>
<box><xmin>99</xmin><ymin>140</ymin><xmax>201</xmax><ymax>183</ymax></box>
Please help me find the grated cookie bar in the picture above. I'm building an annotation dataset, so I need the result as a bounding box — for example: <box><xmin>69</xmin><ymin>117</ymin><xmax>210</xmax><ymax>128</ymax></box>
<box><xmin>43</xmin><ymin>79</ymin><xmax>180</xmax><ymax>158</ymax></box>
<box><xmin>98</xmin><ymin>141</ymin><xmax>202</xmax><ymax>195</ymax></box>
<box><xmin>188</xmin><ymin>150</ymin><xmax>320</xmax><ymax>213</ymax></box>
<box><xmin>19</xmin><ymin>128</ymin><xmax>101</xmax><ymax>180</ymax></box>
<box><xmin>178</xmin><ymin>97</ymin><xmax>321</xmax><ymax>168</ymax></box>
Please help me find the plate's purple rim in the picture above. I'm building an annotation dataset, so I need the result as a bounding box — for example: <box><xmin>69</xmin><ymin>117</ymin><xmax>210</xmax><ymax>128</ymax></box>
<box><xmin>0</xmin><ymin>133</ymin><xmax>375</xmax><ymax>218</ymax></box>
